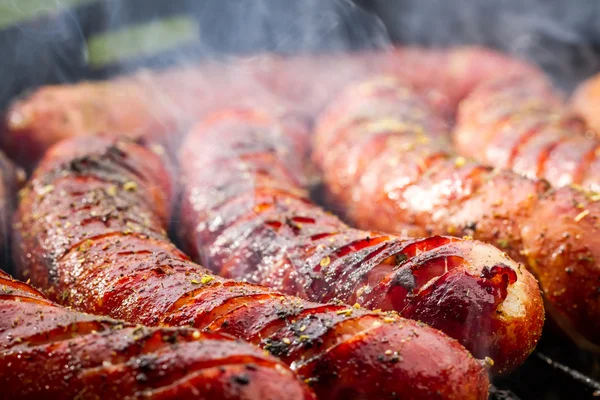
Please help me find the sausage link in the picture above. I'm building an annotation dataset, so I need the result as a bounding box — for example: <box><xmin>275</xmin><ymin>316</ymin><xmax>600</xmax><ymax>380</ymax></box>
<box><xmin>571</xmin><ymin>71</ymin><xmax>600</xmax><ymax>136</ymax></box>
<box><xmin>454</xmin><ymin>75</ymin><xmax>600</xmax><ymax>191</ymax></box>
<box><xmin>178</xmin><ymin>108</ymin><xmax>543</xmax><ymax>374</ymax></box>
<box><xmin>314</xmin><ymin>77</ymin><xmax>600</xmax><ymax>356</ymax></box>
<box><xmin>2</xmin><ymin>47</ymin><xmax>538</xmax><ymax>168</ymax></box>
<box><xmin>13</xmin><ymin>135</ymin><xmax>489</xmax><ymax>400</ymax></box>
<box><xmin>0</xmin><ymin>269</ymin><xmax>313</xmax><ymax>400</ymax></box>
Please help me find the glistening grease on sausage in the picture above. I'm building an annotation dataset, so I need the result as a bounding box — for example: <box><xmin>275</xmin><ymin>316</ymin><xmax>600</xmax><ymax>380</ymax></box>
<box><xmin>454</xmin><ymin>75</ymin><xmax>600</xmax><ymax>191</ymax></box>
<box><xmin>177</xmin><ymin>108</ymin><xmax>543</xmax><ymax>374</ymax></box>
<box><xmin>571</xmin><ymin>71</ymin><xmax>600</xmax><ymax>137</ymax></box>
<box><xmin>0</xmin><ymin>270</ymin><xmax>314</xmax><ymax>400</ymax></box>
<box><xmin>313</xmin><ymin>77</ymin><xmax>600</xmax><ymax>356</ymax></box>
<box><xmin>13</xmin><ymin>135</ymin><xmax>489</xmax><ymax>400</ymax></box>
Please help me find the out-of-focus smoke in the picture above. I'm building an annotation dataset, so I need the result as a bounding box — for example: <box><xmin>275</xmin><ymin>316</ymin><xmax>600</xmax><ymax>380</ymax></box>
<box><xmin>0</xmin><ymin>0</ymin><xmax>391</xmax><ymax>108</ymax></box>
<box><xmin>2</xmin><ymin>0</ymin><xmax>600</xmax><ymax>106</ymax></box>
<box><xmin>0</xmin><ymin>1</ymin><xmax>89</xmax><ymax>106</ymax></box>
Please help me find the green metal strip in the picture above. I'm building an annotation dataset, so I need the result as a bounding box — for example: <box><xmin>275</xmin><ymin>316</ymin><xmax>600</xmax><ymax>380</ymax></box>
<box><xmin>85</xmin><ymin>15</ymin><xmax>199</xmax><ymax>68</ymax></box>
<box><xmin>0</xmin><ymin>0</ymin><xmax>97</xmax><ymax>30</ymax></box>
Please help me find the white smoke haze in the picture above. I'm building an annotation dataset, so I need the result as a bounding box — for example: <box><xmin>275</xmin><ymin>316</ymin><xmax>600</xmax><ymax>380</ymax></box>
<box><xmin>2</xmin><ymin>0</ymin><xmax>600</xmax><ymax>107</ymax></box>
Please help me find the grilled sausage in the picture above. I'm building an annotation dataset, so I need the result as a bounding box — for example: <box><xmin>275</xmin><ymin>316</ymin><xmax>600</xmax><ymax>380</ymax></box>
<box><xmin>313</xmin><ymin>77</ymin><xmax>600</xmax><ymax>356</ymax></box>
<box><xmin>13</xmin><ymin>135</ymin><xmax>490</xmax><ymax>400</ymax></box>
<box><xmin>571</xmin><ymin>71</ymin><xmax>600</xmax><ymax>136</ymax></box>
<box><xmin>177</xmin><ymin>108</ymin><xmax>543</xmax><ymax>374</ymax></box>
<box><xmin>0</xmin><ymin>269</ymin><xmax>314</xmax><ymax>400</ymax></box>
<box><xmin>454</xmin><ymin>75</ymin><xmax>600</xmax><ymax>191</ymax></box>
<box><xmin>2</xmin><ymin>47</ymin><xmax>538</xmax><ymax>168</ymax></box>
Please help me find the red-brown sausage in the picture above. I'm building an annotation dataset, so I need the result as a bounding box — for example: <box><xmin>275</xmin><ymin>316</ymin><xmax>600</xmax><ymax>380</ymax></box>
<box><xmin>177</xmin><ymin>108</ymin><xmax>543</xmax><ymax>374</ymax></box>
<box><xmin>2</xmin><ymin>46</ymin><xmax>539</xmax><ymax>168</ymax></box>
<box><xmin>0</xmin><ymin>269</ymin><xmax>314</xmax><ymax>400</ymax></box>
<box><xmin>313</xmin><ymin>77</ymin><xmax>600</xmax><ymax>355</ymax></box>
<box><xmin>454</xmin><ymin>75</ymin><xmax>600</xmax><ymax>191</ymax></box>
<box><xmin>13</xmin><ymin>135</ymin><xmax>490</xmax><ymax>400</ymax></box>
<box><xmin>571</xmin><ymin>71</ymin><xmax>600</xmax><ymax>136</ymax></box>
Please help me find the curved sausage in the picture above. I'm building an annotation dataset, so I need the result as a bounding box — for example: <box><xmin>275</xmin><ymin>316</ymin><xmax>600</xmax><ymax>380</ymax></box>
<box><xmin>0</xmin><ymin>270</ymin><xmax>313</xmax><ymax>400</ymax></box>
<box><xmin>454</xmin><ymin>75</ymin><xmax>599</xmax><ymax>191</ymax></box>
<box><xmin>13</xmin><ymin>135</ymin><xmax>490</xmax><ymax>400</ymax></box>
<box><xmin>177</xmin><ymin>108</ymin><xmax>543</xmax><ymax>374</ymax></box>
<box><xmin>313</xmin><ymin>77</ymin><xmax>600</xmax><ymax>356</ymax></box>
<box><xmin>571</xmin><ymin>71</ymin><xmax>600</xmax><ymax>136</ymax></box>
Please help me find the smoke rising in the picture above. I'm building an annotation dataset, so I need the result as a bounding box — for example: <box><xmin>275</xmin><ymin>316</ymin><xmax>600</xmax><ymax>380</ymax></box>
<box><xmin>0</xmin><ymin>0</ymin><xmax>393</xmax><ymax>108</ymax></box>
<box><xmin>2</xmin><ymin>0</ymin><xmax>600</xmax><ymax>109</ymax></box>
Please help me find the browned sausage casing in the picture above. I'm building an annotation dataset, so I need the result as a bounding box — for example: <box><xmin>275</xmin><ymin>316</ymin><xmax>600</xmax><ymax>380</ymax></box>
<box><xmin>177</xmin><ymin>109</ymin><xmax>543</xmax><ymax>374</ymax></box>
<box><xmin>0</xmin><ymin>270</ymin><xmax>314</xmax><ymax>400</ymax></box>
<box><xmin>13</xmin><ymin>135</ymin><xmax>489</xmax><ymax>400</ymax></box>
<box><xmin>571</xmin><ymin>71</ymin><xmax>600</xmax><ymax>137</ymax></box>
<box><xmin>454</xmin><ymin>75</ymin><xmax>600</xmax><ymax>191</ymax></box>
<box><xmin>314</xmin><ymin>77</ymin><xmax>600</xmax><ymax>355</ymax></box>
